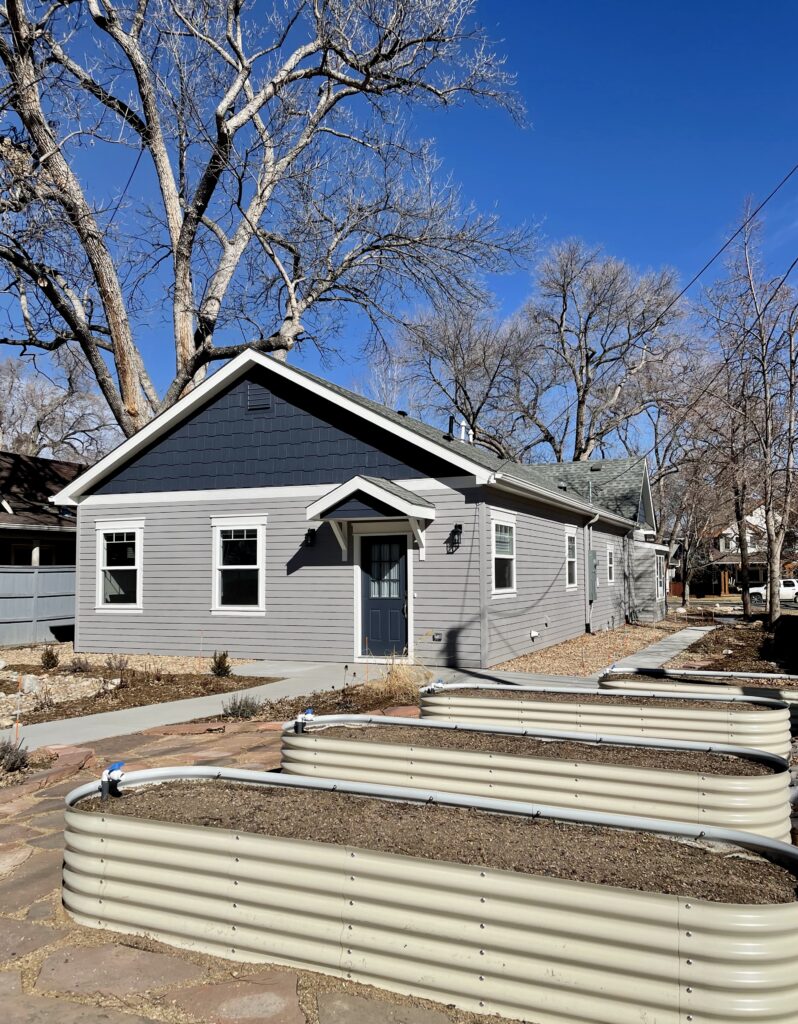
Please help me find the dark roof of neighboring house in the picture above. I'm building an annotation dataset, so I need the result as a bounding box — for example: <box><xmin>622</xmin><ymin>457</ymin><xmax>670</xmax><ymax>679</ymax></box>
<box><xmin>0</xmin><ymin>451</ymin><xmax>84</xmax><ymax>531</ymax></box>
<box><xmin>288</xmin><ymin>365</ymin><xmax>650</xmax><ymax>526</ymax></box>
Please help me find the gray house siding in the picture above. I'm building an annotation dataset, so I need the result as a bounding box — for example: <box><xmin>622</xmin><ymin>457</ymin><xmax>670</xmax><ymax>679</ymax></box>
<box><xmin>76</xmin><ymin>483</ymin><xmax>482</xmax><ymax>668</ymax></box>
<box><xmin>588</xmin><ymin>523</ymin><xmax>628</xmax><ymax>633</ymax></box>
<box><xmin>479</xmin><ymin>489</ymin><xmax>590</xmax><ymax>666</ymax></box>
<box><xmin>92</xmin><ymin>370</ymin><xmax>456</xmax><ymax>496</ymax></box>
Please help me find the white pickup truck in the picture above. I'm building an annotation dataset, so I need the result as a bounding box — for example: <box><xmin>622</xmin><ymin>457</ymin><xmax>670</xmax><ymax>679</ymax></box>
<box><xmin>748</xmin><ymin>579</ymin><xmax>798</xmax><ymax>604</ymax></box>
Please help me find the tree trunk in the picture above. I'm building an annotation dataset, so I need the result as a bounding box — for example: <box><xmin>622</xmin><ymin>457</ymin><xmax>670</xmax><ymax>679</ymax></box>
<box><xmin>733</xmin><ymin>493</ymin><xmax>752</xmax><ymax>619</ymax></box>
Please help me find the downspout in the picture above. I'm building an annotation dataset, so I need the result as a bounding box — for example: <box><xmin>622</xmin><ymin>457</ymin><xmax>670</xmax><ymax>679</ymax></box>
<box><xmin>585</xmin><ymin>511</ymin><xmax>600</xmax><ymax>633</ymax></box>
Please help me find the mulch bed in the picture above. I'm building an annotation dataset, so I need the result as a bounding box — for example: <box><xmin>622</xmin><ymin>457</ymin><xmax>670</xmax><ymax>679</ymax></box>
<box><xmin>83</xmin><ymin>781</ymin><xmax>798</xmax><ymax>905</ymax></box>
<box><xmin>10</xmin><ymin>667</ymin><xmax>281</xmax><ymax>724</ymax></box>
<box><xmin>314</xmin><ymin>725</ymin><xmax>773</xmax><ymax>776</ymax></box>
<box><xmin>447</xmin><ymin>689</ymin><xmax>772</xmax><ymax>711</ymax></box>
<box><xmin>668</xmin><ymin>620</ymin><xmax>798</xmax><ymax>675</ymax></box>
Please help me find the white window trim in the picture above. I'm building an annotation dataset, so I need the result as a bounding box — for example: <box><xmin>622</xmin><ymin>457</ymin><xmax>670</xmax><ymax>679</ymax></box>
<box><xmin>211</xmin><ymin>514</ymin><xmax>268</xmax><ymax>615</ymax></box>
<box><xmin>490</xmin><ymin>510</ymin><xmax>517</xmax><ymax>598</ymax></box>
<box><xmin>656</xmin><ymin>552</ymin><xmax>666</xmax><ymax>599</ymax></box>
<box><xmin>95</xmin><ymin>518</ymin><xmax>145</xmax><ymax>613</ymax></box>
<box><xmin>607</xmin><ymin>546</ymin><xmax>616</xmax><ymax>585</ymax></box>
<box><xmin>565</xmin><ymin>525</ymin><xmax>578</xmax><ymax>591</ymax></box>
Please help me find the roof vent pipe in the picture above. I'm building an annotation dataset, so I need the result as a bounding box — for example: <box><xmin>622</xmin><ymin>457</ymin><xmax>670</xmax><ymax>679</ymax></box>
<box><xmin>397</xmin><ymin>409</ymin><xmax>408</xmax><ymax>418</ymax></box>
<box><xmin>444</xmin><ymin>415</ymin><xmax>455</xmax><ymax>441</ymax></box>
<box><xmin>459</xmin><ymin>418</ymin><xmax>468</xmax><ymax>441</ymax></box>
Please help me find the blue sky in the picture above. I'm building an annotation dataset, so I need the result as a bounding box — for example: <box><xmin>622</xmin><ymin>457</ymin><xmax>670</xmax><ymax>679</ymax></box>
<box><xmin>297</xmin><ymin>0</ymin><xmax>798</xmax><ymax>386</ymax></box>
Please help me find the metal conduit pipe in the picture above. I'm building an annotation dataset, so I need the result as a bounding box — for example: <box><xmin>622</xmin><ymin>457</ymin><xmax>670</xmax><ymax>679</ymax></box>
<box><xmin>65</xmin><ymin>765</ymin><xmax>798</xmax><ymax>873</ymax></box>
<box><xmin>282</xmin><ymin>713</ymin><xmax>789</xmax><ymax>772</ymax></box>
<box><xmin>420</xmin><ymin>681</ymin><xmax>789</xmax><ymax>709</ymax></box>
<box><xmin>605</xmin><ymin>666</ymin><xmax>798</xmax><ymax>683</ymax></box>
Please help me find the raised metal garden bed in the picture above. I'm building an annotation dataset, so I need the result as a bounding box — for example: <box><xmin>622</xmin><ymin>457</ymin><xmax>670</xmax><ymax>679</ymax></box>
<box><xmin>419</xmin><ymin>683</ymin><xmax>792</xmax><ymax>758</ymax></box>
<box><xmin>280</xmin><ymin>714</ymin><xmax>792</xmax><ymax>840</ymax></box>
<box><xmin>63</xmin><ymin>769</ymin><xmax>798</xmax><ymax>1024</ymax></box>
<box><xmin>602</xmin><ymin>674</ymin><xmax>798</xmax><ymax>729</ymax></box>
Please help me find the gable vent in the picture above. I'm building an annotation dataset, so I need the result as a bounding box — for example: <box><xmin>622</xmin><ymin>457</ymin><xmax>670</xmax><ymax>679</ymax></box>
<box><xmin>247</xmin><ymin>383</ymin><xmax>272</xmax><ymax>412</ymax></box>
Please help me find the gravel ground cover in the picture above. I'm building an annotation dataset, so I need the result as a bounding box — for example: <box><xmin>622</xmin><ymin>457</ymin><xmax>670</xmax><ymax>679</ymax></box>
<box><xmin>0</xmin><ymin>641</ymin><xmax>249</xmax><ymax>675</ymax></box>
<box><xmin>449</xmin><ymin>689</ymin><xmax>771</xmax><ymax>711</ymax></box>
<box><xmin>496</xmin><ymin>618</ymin><xmax>687</xmax><ymax>676</ymax></box>
<box><xmin>313</xmin><ymin>724</ymin><xmax>773</xmax><ymax>776</ymax></box>
<box><xmin>82</xmin><ymin>781</ymin><xmax>798</xmax><ymax>904</ymax></box>
<box><xmin>667</xmin><ymin>620</ymin><xmax>798</xmax><ymax>675</ymax></box>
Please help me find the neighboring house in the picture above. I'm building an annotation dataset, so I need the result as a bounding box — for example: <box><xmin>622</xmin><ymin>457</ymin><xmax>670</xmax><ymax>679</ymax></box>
<box><xmin>0</xmin><ymin>451</ymin><xmax>83</xmax><ymax>643</ymax></box>
<box><xmin>697</xmin><ymin>507</ymin><xmax>769</xmax><ymax>597</ymax></box>
<box><xmin>52</xmin><ymin>352</ymin><xmax>667</xmax><ymax>668</ymax></box>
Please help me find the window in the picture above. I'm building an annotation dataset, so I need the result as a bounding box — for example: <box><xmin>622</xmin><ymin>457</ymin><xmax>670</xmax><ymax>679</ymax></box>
<box><xmin>211</xmin><ymin>515</ymin><xmax>267</xmax><ymax>613</ymax></box>
<box><xmin>607</xmin><ymin>547</ymin><xmax>615</xmax><ymax>585</ymax></box>
<box><xmin>656</xmin><ymin>553</ymin><xmax>666</xmax><ymax>598</ymax></box>
<box><xmin>95</xmin><ymin>519</ymin><xmax>144</xmax><ymax>610</ymax></box>
<box><xmin>492</xmin><ymin>517</ymin><xmax>516</xmax><ymax>594</ymax></box>
<box><xmin>565</xmin><ymin>527</ymin><xmax>577</xmax><ymax>589</ymax></box>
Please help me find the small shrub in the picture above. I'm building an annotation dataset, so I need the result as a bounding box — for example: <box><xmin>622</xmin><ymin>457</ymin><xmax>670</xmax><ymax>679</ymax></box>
<box><xmin>33</xmin><ymin>685</ymin><xmax>55</xmax><ymax>713</ymax></box>
<box><xmin>69</xmin><ymin>655</ymin><xmax>92</xmax><ymax>674</ymax></box>
<box><xmin>40</xmin><ymin>645</ymin><xmax>59</xmax><ymax>671</ymax></box>
<box><xmin>104</xmin><ymin>653</ymin><xmax>129</xmax><ymax>676</ymax></box>
<box><xmin>222</xmin><ymin>694</ymin><xmax>260</xmax><ymax>719</ymax></box>
<box><xmin>0</xmin><ymin>739</ymin><xmax>28</xmax><ymax>774</ymax></box>
<box><xmin>211</xmin><ymin>650</ymin><xmax>231</xmax><ymax>677</ymax></box>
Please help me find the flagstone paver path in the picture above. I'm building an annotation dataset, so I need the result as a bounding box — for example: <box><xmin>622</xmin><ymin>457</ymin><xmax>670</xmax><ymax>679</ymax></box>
<box><xmin>0</xmin><ymin>710</ymin><xmax>462</xmax><ymax>1024</ymax></box>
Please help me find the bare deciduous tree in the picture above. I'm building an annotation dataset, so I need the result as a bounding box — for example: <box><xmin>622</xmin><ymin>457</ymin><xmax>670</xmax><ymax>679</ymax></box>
<box><xmin>0</xmin><ymin>356</ymin><xmax>118</xmax><ymax>459</ymax></box>
<box><xmin>0</xmin><ymin>0</ymin><xmax>529</xmax><ymax>436</ymax></box>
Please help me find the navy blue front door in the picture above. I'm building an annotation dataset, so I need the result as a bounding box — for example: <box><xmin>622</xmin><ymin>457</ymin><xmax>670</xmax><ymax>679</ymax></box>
<box><xmin>361</xmin><ymin>535</ymin><xmax>407</xmax><ymax>656</ymax></box>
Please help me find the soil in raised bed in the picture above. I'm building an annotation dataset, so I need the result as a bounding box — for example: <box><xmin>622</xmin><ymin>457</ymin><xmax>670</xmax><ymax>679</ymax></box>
<box><xmin>446</xmin><ymin>689</ymin><xmax>772</xmax><ymax>711</ymax></box>
<box><xmin>10</xmin><ymin>668</ymin><xmax>282</xmax><ymax>724</ymax></box>
<box><xmin>314</xmin><ymin>725</ymin><xmax>774</xmax><ymax>776</ymax></box>
<box><xmin>83</xmin><ymin>781</ymin><xmax>798</xmax><ymax>904</ymax></box>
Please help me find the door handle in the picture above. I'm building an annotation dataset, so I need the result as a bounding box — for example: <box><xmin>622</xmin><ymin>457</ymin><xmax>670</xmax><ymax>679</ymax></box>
<box><xmin>402</xmin><ymin>600</ymin><xmax>407</xmax><ymax>619</ymax></box>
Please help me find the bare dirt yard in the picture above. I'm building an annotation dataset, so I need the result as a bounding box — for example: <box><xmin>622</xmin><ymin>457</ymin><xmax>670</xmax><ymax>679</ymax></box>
<box><xmin>667</xmin><ymin>617</ymin><xmax>798</xmax><ymax>676</ymax></box>
<box><xmin>83</xmin><ymin>781</ymin><xmax>797</xmax><ymax>904</ymax></box>
<box><xmin>497</xmin><ymin>617</ymin><xmax>686</xmax><ymax>676</ymax></box>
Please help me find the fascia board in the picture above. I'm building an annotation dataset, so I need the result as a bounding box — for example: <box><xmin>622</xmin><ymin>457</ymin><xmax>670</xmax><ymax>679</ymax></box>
<box><xmin>53</xmin><ymin>351</ymin><xmax>491</xmax><ymax>506</ymax></box>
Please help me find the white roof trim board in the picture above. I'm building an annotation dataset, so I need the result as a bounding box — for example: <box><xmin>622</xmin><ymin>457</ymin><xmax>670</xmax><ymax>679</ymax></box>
<box><xmin>306</xmin><ymin>476</ymin><xmax>436</xmax><ymax>522</ymax></box>
<box><xmin>51</xmin><ymin>350</ymin><xmax>639</xmax><ymax>529</ymax></box>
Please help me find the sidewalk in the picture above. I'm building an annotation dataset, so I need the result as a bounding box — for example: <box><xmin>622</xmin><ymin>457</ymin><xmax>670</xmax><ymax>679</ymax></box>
<box><xmin>605</xmin><ymin>625</ymin><xmax>715</xmax><ymax>674</ymax></box>
<box><xmin>5</xmin><ymin>661</ymin><xmax>349</xmax><ymax>749</ymax></box>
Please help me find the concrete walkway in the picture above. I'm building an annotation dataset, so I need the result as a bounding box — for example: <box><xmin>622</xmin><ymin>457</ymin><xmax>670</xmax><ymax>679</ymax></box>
<box><xmin>604</xmin><ymin>625</ymin><xmax>715</xmax><ymax>674</ymax></box>
<box><xmin>6</xmin><ymin>661</ymin><xmax>349</xmax><ymax>749</ymax></box>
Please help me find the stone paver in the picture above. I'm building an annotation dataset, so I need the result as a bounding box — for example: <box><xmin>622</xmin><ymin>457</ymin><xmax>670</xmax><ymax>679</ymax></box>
<box><xmin>21</xmin><ymin>808</ymin><xmax>65</xmax><ymax>832</ymax></box>
<box><xmin>0</xmin><ymin>823</ymin><xmax>39</xmax><ymax>844</ymax></box>
<box><xmin>0</xmin><ymin>969</ymin><xmax>22</xmax><ymax>994</ymax></box>
<box><xmin>0</xmin><ymin>850</ymin><xmax>63</xmax><ymax>912</ymax></box>
<box><xmin>165</xmin><ymin>970</ymin><xmax>303</xmax><ymax>1023</ymax></box>
<box><xmin>0</xmin><ymin>918</ymin><xmax>66</xmax><ymax>963</ymax></box>
<box><xmin>5</xmin><ymin>994</ymin><xmax>160</xmax><ymax>1024</ymax></box>
<box><xmin>0</xmin><ymin>844</ymin><xmax>32</xmax><ymax>876</ymax></box>
<box><xmin>26</xmin><ymin>899</ymin><xmax>56</xmax><ymax>921</ymax></box>
<box><xmin>36</xmin><ymin>944</ymin><xmax>207</xmax><ymax>997</ymax></box>
<box><xmin>28</xmin><ymin>832</ymin><xmax>65</xmax><ymax>851</ymax></box>
<box><xmin>317</xmin><ymin>992</ymin><xmax>450</xmax><ymax>1024</ymax></box>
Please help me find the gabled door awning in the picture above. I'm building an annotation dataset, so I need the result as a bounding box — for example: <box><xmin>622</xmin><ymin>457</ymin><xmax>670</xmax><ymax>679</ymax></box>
<box><xmin>306</xmin><ymin>476</ymin><xmax>435</xmax><ymax>560</ymax></box>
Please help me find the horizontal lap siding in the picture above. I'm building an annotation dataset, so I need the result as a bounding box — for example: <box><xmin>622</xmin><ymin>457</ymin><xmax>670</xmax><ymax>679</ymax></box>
<box><xmin>482</xmin><ymin>491</ymin><xmax>589</xmax><ymax>666</ymax></box>
<box><xmin>589</xmin><ymin>525</ymin><xmax>627</xmax><ymax>632</ymax></box>
<box><xmin>77</xmin><ymin>486</ymin><xmax>481</xmax><ymax>667</ymax></box>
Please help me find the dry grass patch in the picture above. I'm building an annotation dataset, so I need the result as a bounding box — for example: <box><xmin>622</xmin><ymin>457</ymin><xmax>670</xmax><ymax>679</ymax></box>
<box><xmin>0</xmin><ymin>641</ymin><xmax>249</xmax><ymax>675</ymax></box>
<box><xmin>496</xmin><ymin>618</ymin><xmax>687</xmax><ymax>677</ymax></box>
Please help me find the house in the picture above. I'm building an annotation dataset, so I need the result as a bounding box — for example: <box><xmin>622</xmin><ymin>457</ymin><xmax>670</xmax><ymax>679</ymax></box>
<box><xmin>52</xmin><ymin>352</ymin><xmax>667</xmax><ymax>668</ymax></box>
<box><xmin>686</xmin><ymin>507</ymin><xmax>769</xmax><ymax>598</ymax></box>
<box><xmin>0</xmin><ymin>451</ymin><xmax>83</xmax><ymax>643</ymax></box>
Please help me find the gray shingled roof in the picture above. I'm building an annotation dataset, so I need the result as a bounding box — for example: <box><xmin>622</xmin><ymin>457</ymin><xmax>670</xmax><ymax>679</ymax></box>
<box><xmin>287</xmin><ymin>364</ymin><xmax>648</xmax><ymax>525</ymax></box>
<box><xmin>359</xmin><ymin>476</ymin><xmax>435</xmax><ymax>510</ymax></box>
<box><xmin>0</xmin><ymin>451</ymin><xmax>83</xmax><ymax>531</ymax></box>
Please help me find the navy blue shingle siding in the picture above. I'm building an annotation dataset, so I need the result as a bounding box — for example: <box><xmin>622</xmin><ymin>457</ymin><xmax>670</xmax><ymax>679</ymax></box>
<box><xmin>92</xmin><ymin>370</ymin><xmax>457</xmax><ymax>495</ymax></box>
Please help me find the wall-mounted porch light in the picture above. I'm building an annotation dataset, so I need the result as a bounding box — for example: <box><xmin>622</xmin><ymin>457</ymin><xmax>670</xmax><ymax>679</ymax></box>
<box><xmin>446</xmin><ymin>523</ymin><xmax>463</xmax><ymax>554</ymax></box>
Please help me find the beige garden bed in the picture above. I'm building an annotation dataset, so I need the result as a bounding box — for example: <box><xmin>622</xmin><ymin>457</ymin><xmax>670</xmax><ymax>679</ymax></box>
<box><xmin>419</xmin><ymin>684</ymin><xmax>792</xmax><ymax>758</ymax></box>
<box><xmin>63</xmin><ymin>770</ymin><xmax>798</xmax><ymax>1024</ymax></box>
<box><xmin>280</xmin><ymin>715</ymin><xmax>792</xmax><ymax>840</ymax></box>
